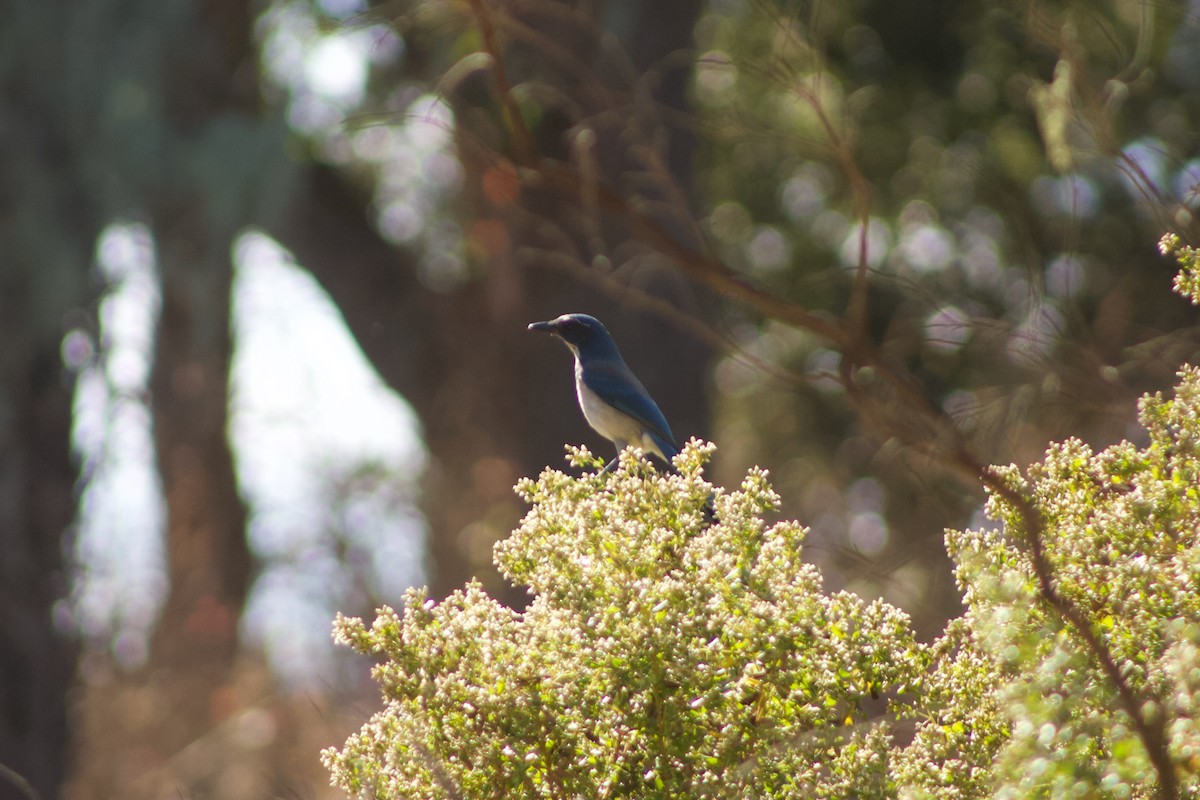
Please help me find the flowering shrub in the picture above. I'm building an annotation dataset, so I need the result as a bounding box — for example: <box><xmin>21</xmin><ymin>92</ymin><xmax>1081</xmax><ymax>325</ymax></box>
<box><xmin>326</xmin><ymin>366</ymin><xmax>1200</xmax><ymax>799</ymax></box>
<box><xmin>324</xmin><ymin>443</ymin><xmax>926</xmax><ymax>798</ymax></box>
<box><xmin>893</xmin><ymin>363</ymin><xmax>1200</xmax><ymax>799</ymax></box>
<box><xmin>1161</xmin><ymin>233</ymin><xmax>1200</xmax><ymax>306</ymax></box>
<box><xmin>326</xmin><ymin>244</ymin><xmax>1200</xmax><ymax>799</ymax></box>
<box><xmin>893</xmin><ymin>238</ymin><xmax>1200</xmax><ymax>799</ymax></box>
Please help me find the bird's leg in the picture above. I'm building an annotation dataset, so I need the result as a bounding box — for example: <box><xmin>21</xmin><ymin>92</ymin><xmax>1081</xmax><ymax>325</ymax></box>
<box><xmin>600</xmin><ymin>442</ymin><xmax>630</xmax><ymax>475</ymax></box>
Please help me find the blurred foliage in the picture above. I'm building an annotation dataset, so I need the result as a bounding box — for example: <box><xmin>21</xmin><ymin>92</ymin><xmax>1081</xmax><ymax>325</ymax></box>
<box><xmin>278</xmin><ymin>0</ymin><xmax>1200</xmax><ymax>629</ymax></box>
<box><xmin>684</xmin><ymin>0</ymin><xmax>1200</xmax><ymax>620</ymax></box>
<box><xmin>691</xmin><ymin>3</ymin><xmax>1200</xmax><ymax>515</ymax></box>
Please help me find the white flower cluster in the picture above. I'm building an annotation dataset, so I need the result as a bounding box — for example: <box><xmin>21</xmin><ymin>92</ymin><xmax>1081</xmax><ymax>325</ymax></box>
<box><xmin>1160</xmin><ymin>234</ymin><xmax>1200</xmax><ymax>307</ymax></box>
<box><xmin>325</xmin><ymin>440</ymin><xmax>925</xmax><ymax>799</ymax></box>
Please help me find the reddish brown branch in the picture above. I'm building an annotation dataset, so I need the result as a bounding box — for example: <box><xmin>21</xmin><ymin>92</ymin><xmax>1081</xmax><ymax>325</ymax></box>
<box><xmin>532</xmin><ymin>160</ymin><xmax>851</xmax><ymax>349</ymax></box>
<box><xmin>977</xmin><ymin>467</ymin><xmax>1179</xmax><ymax>800</ymax></box>
<box><xmin>465</xmin><ymin>0</ymin><xmax>534</xmax><ymax>164</ymax></box>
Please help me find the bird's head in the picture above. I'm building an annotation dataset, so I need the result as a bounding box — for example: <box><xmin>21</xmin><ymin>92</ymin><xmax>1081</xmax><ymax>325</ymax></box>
<box><xmin>527</xmin><ymin>313</ymin><xmax>612</xmax><ymax>352</ymax></box>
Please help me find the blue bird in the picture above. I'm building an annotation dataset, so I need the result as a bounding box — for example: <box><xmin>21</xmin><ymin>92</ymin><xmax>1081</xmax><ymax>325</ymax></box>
<box><xmin>529</xmin><ymin>313</ymin><xmax>678</xmax><ymax>470</ymax></box>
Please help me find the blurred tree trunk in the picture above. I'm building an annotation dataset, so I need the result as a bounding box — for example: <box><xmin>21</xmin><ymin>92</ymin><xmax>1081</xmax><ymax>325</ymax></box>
<box><xmin>141</xmin><ymin>0</ymin><xmax>259</xmax><ymax>704</ymax></box>
<box><xmin>0</xmin><ymin>5</ymin><xmax>102</xmax><ymax>798</ymax></box>
<box><xmin>147</xmin><ymin>242</ymin><xmax>249</xmax><ymax>675</ymax></box>
<box><xmin>63</xmin><ymin>0</ymin><xmax>289</xmax><ymax>797</ymax></box>
<box><xmin>0</xmin><ymin>344</ymin><xmax>86</xmax><ymax>800</ymax></box>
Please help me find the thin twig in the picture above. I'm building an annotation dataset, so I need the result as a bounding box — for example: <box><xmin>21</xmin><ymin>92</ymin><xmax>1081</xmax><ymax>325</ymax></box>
<box><xmin>0</xmin><ymin>764</ymin><xmax>39</xmax><ymax>800</ymax></box>
<box><xmin>464</xmin><ymin>0</ymin><xmax>534</xmax><ymax>164</ymax></box>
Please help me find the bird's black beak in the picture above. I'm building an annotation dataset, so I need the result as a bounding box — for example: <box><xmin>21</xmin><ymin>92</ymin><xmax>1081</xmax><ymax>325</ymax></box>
<box><xmin>528</xmin><ymin>320</ymin><xmax>557</xmax><ymax>334</ymax></box>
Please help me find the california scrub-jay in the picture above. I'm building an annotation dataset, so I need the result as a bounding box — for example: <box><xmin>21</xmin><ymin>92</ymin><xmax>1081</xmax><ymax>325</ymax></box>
<box><xmin>529</xmin><ymin>313</ymin><xmax>678</xmax><ymax>470</ymax></box>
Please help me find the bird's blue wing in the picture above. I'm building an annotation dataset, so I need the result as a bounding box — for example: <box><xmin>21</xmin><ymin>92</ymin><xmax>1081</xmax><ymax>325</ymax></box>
<box><xmin>582</xmin><ymin>361</ymin><xmax>677</xmax><ymax>457</ymax></box>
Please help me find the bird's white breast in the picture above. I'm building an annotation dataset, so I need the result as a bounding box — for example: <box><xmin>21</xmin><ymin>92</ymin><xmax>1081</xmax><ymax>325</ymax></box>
<box><xmin>574</xmin><ymin>361</ymin><xmax>667</xmax><ymax>460</ymax></box>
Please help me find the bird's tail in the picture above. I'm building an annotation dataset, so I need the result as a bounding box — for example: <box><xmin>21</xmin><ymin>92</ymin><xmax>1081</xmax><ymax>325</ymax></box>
<box><xmin>650</xmin><ymin>433</ymin><xmax>680</xmax><ymax>465</ymax></box>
